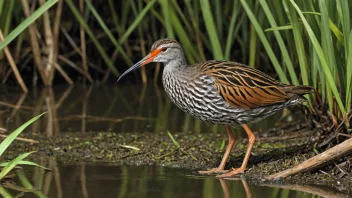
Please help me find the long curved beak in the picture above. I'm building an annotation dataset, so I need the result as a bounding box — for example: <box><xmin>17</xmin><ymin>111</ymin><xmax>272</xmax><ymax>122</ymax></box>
<box><xmin>117</xmin><ymin>49</ymin><xmax>162</xmax><ymax>82</ymax></box>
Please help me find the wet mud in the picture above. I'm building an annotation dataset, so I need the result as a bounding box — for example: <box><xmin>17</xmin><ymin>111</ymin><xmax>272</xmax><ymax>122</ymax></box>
<box><xmin>3</xmin><ymin>123</ymin><xmax>351</xmax><ymax>195</ymax></box>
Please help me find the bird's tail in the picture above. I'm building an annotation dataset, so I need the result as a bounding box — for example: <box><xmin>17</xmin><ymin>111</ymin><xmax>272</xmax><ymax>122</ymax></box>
<box><xmin>285</xmin><ymin>85</ymin><xmax>315</xmax><ymax>95</ymax></box>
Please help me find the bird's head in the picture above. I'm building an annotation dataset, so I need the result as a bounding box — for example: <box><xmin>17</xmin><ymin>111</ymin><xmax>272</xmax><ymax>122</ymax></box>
<box><xmin>117</xmin><ymin>38</ymin><xmax>183</xmax><ymax>82</ymax></box>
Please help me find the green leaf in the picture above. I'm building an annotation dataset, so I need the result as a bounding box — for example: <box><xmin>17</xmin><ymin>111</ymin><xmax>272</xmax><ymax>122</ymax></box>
<box><xmin>65</xmin><ymin>0</ymin><xmax>118</xmax><ymax>76</ymax></box>
<box><xmin>290</xmin><ymin>0</ymin><xmax>346</xmax><ymax>114</ymax></box>
<box><xmin>260</xmin><ymin>0</ymin><xmax>299</xmax><ymax>85</ymax></box>
<box><xmin>287</xmin><ymin>2</ymin><xmax>309</xmax><ymax>86</ymax></box>
<box><xmin>240</xmin><ymin>0</ymin><xmax>289</xmax><ymax>83</ymax></box>
<box><xmin>200</xmin><ymin>0</ymin><xmax>224</xmax><ymax>59</ymax></box>
<box><xmin>160</xmin><ymin>0</ymin><xmax>175</xmax><ymax>38</ymax></box>
<box><xmin>265</xmin><ymin>25</ymin><xmax>293</xmax><ymax>32</ymax></box>
<box><xmin>167</xmin><ymin>131</ymin><xmax>180</xmax><ymax>148</ymax></box>
<box><xmin>0</xmin><ymin>152</ymin><xmax>34</xmax><ymax>180</ymax></box>
<box><xmin>84</xmin><ymin>0</ymin><xmax>133</xmax><ymax>65</ymax></box>
<box><xmin>0</xmin><ymin>112</ymin><xmax>46</xmax><ymax>157</ymax></box>
<box><xmin>119</xmin><ymin>0</ymin><xmax>157</xmax><ymax>44</ymax></box>
<box><xmin>0</xmin><ymin>0</ymin><xmax>58</xmax><ymax>51</ymax></box>
<box><xmin>0</xmin><ymin>160</ymin><xmax>49</xmax><ymax>170</ymax></box>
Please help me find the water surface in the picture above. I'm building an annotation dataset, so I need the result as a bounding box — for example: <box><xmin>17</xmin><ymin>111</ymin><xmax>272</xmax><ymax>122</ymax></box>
<box><xmin>3</xmin><ymin>163</ymin><xmax>329</xmax><ymax>198</ymax></box>
<box><xmin>0</xmin><ymin>84</ymin><xmax>300</xmax><ymax>137</ymax></box>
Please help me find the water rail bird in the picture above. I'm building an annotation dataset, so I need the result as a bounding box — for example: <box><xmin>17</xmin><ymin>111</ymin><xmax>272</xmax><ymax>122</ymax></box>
<box><xmin>117</xmin><ymin>38</ymin><xmax>313</xmax><ymax>177</ymax></box>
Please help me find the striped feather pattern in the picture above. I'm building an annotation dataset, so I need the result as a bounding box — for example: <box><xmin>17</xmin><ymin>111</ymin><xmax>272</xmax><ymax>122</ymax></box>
<box><xmin>198</xmin><ymin>60</ymin><xmax>299</xmax><ymax>109</ymax></box>
<box><xmin>146</xmin><ymin>38</ymin><xmax>314</xmax><ymax>124</ymax></box>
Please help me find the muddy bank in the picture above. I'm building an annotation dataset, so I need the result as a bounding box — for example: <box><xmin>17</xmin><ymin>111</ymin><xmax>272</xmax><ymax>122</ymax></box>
<box><xmin>3</xmin><ymin>124</ymin><xmax>351</xmax><ymax>195</ymax></box>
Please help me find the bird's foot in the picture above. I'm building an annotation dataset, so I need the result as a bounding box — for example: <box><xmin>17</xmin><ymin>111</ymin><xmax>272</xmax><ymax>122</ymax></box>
<box><xmin>198</xmin><ymin>167</ymin><xmax>229</xmax><ymax>175</ymax></box>
<box><xmin>216</xmin><ymin>167</ymin><xmax>247</xmax><ymax>178</ymax></box>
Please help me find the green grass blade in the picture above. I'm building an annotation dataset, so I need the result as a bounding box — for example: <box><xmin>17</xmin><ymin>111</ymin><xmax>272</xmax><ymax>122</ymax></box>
<box><xmin>160</xmin><ymin>0</ymin><xmax>175</xmax><ymax>38</ymax></box>
<box><xmin>169</xmin><ymin>9</ymin><xmax>197</xmax><ymax>63</ymax></box>
<box><xmin>240</xmin><ymin>0</ymin><xmax>288</xmax><ymax>83</ymax></box>
<box><xmin>290</xmin><ymin>0</ymin><xmax>346</xmax><ymax>114</ymax></box>
<box><xmin>167</xmin><ymin>131</ymin><xmax>180</xmax><ymax>148</ymax></box>
<box><xmin>0</xmin><ymin>185</ymin><xmax>12</xmax><ymax>198</ymax></box>
<box><xmin>346</xmin><ymin>32</ymin><xmax>352</xmax><ymax>112</ymax></box>
<box><xmin>260</xmin><ymin>0</ymin><xmax>299</xmax><ymax>85</ymax></box>
<box><xmin>265</xmin><ymin>25</ymin><xmax>293</xmax><ymax>32</ymax></box>
<box><xmin>65</xmin><ymin>0</ymin><xmax>118</xmax><ymax>76</ymax></box>
<box><xmin>118</xmin><ymin>0</ymin><xmax>157</xmax><ymax>44</ymax></box>
<box><xmin>0</xmin><ymin>0</ymin><xmax>14</xmax><ymax>36</ymax></box>
<box><xmin>328</xmin><ymin>19</ymin><xmax>344</xmax><ymax>45</ymax></box>
<box><xmin>200</xmin><ymin>0</ymin><xmax>224</xmax><ymax>59</ymax></box>
<box><xmin>0</xmin><ymin>112</ymin><xmax>46</xmax><ymax>157</ymax></box>
<box><xmin>0</xmin><ymin>0</ymin><xmax>4</xmax><ymax>16</ymax></box>
<box><xmin>0</xmin><ymin>0</ymin><xmax>58</xmax><ymax>51</ymax></box>
<box><xmin>287</xmin><ymin>3</ymin><xmax>309</xmax><ymax>86</ymax></box>
<box><xmin>0</xmin><ymin>160</ymin><xmax>49</xmax><ymax>170</ymax></box>
<box><xmin>17</xmin><ymin>171</ymin><xmax>48</xmax><ymax>198</ymax></box>
<box><xmin>224</xmin><ymin>0</ymin><xmax>240</xmax><ymax>60</ymax></box>
<box><xmin>319</xmin><ymin>0</ymin><xmax>338</xmax><ymax>80</ymax></box>
<box><xmin>337</xmin><ymin>0</ymin><xmax>350</xmax><ymax>58</ymax></box>
<box><xmin>0</xmin><ymin>151</ymin><xmax>34</xmax><ymax>180</ymax></box>
<box><xmin>84</xmin><ymin>0</ymin><xmax>133</xmax><ymax>65</ymax></box>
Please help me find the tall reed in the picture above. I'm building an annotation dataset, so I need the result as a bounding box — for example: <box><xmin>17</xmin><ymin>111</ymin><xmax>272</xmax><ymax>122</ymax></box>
<box><xmin>0</xmin><ymin>0</ymin><xmax>351</xmax><ymax>121</ymax></box>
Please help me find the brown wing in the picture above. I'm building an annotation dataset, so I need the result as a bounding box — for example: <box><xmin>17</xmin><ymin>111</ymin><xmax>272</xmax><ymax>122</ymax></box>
<box><xmin>198</xmin><ymin>60</ymin><xmax>291</xmax><ymax>109</ymax></box>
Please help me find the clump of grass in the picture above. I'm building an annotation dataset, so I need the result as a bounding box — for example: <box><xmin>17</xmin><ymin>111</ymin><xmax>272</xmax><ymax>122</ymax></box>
<box><xmin>1</xmin><ymin>1</ymin><xmax>351</xmax><ymax>127</ymax></box>
<box><xmin>0</xmin><ymin>113</ymin><xmax>47</xmax><ymax>181</ymax></box>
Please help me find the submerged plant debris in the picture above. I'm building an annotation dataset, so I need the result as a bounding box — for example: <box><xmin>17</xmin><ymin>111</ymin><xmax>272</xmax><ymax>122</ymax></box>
<box><xmin>2</xmin><ymin>122</ymin><xmax>351</xmax><ymax>195</ymax></box>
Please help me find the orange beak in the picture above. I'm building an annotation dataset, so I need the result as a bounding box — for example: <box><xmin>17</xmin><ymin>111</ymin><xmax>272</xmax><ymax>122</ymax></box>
<box><xmin>117</xmin><ymin>49</ymin><xmax>162</xmax><ymax>82</ymax></box>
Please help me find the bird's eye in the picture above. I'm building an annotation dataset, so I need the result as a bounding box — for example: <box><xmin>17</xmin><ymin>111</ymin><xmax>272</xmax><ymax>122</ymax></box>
<box><xmin>161</xmin><ymin>47</ymin><xmax>167</xmax><ymax>52</ymax></box>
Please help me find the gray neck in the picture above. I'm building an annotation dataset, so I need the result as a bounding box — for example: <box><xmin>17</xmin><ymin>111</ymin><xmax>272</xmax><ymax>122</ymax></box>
<box><xmin>162</xmin><ymin>57</ymin><xmax>188</xmax><ymax>77</ymax></box>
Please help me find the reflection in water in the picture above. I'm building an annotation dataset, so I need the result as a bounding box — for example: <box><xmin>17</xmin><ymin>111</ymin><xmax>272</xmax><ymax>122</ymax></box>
<box><xmin>1</xmin><ymin>161</ymin><xmax>337</xmax><ymax>198</ymax></box>
<box><xmin>0</xmin><ymin>84</ymin><xmax>296</xmax><ymax>136</ymax></box>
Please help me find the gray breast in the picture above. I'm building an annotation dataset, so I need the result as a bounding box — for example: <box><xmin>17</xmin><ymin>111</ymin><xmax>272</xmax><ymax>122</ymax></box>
<box><xmin>162</xmin><ymin>69</ymin><xmax>247</xmax><ymax>125</ymax></box>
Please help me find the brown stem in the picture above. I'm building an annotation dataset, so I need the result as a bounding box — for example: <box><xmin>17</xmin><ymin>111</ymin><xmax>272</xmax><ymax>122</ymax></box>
<box><xmin>39</xmin><ymin>0</ymin><xmax>55</xmax><ymax>84</ymax></box>
<box><xmin>79</xmin><ymin>0</ymin><xmax>93</xmax><ymax>83</ymax></box>
<box><xmin>21</xmin><ymin>0</ymin><xmax>49</xmax><ymax>85</ymax></box>
<box><xmin>0</xmin><ymin>30</ymin><xmax>28</xmax><ymax>92</ymax></box>
<box><xmin>266</xmin><ymin>137</ymin><xmax>352</xmax><ymax>180</ymax></box>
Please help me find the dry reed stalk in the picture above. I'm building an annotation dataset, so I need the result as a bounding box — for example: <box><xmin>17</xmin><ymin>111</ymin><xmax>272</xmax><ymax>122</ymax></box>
<box><xmin>81</xmin><ymin>85</ymin><xmax>93</xmax><ymax>134</ymax></box>
<box><xmin>60</xmin><ymin>27</ymin><xmax>82</xmax><ymax>56</ymax></box>
<box><xmin>43</xmin><ymin>160</ymin><xmax>54</xmax><ymax>194</ymax></box>
<box><xmin>55</xmin><ymin>85</ymin><xmax>73</xmax><ymax>108</ymax></box>
<box><xmin>54</xmin><ymin>63</ymin><xmax>73</xmax><ymax>84</ymax></box>
<box><xmin>2</xmin><ymin>50</ymin><xmax>31</xmax><ymax>84</ymax></box>
<box><xmin>80</xmin><ymin>0</ymin><xmax>93</xmax><ymax>83</ymax></box>
<box><xmin>21</xmin><ymin>0</ymin><xmax>49</xmax><ymax>85</ymax></box>
<box><xmin>266</xmin><ymin>137</ymin><xmax>352</xmax><ymax>180</ymax></box>
<box><xmin>52</xmin><ymin>0</ymin><xmax>64</xmax><ymax>84</ymax></box>
<box><xmin>153</xmin><ymin>62</ymin><xmax>161</xmax><ymax>83</ymax></box>
<box><xmin>80</xmin><ymin>165</ymin><xmax>89</xmax><ymax>198</ymax></box>
<box><xmin>0</xmin><ymin>134</ymin><xmax>39</xmax><ymax>144</ymax></box>
<box><xmin>9</xmin><ymin>93</ymin><xmax>27</xmax><ymax>120</ymax></box>
<box><xmin>39</xmin><ymin>0</ymin><xmax>56</xmax><ymax>84</ymax></box>
<box><xmin>31</xmin><ymin>88</ymin><xmax>46</xmax><ymax>134</ymax></box>
<box><xmin>0</xmin><ymin>101</ymin><xmax>33</xmax><ymax>110</ymax></box>
<box><xmin>57</xmin><ymin>55</ymin><xmax>92</xmax><ymax>80</ymax></box>
<box><xmin>140</xmin><ymin>39</ymin><xmax>147</xmax><ymax>83</ymax></box>
<box><xmin>48</xmin><ymin>87</ymin><xmax>60</xmax><ymax>135</ymax></box>
<box><xmin>0</xmin><ymin>30</ymin><xmax>28</xmax><ymax>92</ymax></box>
<box><xmin>103</xmin><ymin>49</ymin><xmax>120</xmax><ymax>83</ymax></box>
